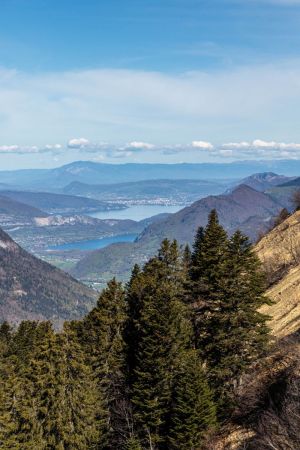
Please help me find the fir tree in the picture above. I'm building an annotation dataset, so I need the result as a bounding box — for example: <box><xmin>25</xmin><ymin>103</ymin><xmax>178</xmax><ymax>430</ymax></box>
<box><xmin>168</xmin><ymin>350</ymin><xmax>217</xmax><ymax>450</ymax></box>
<box><xmin>54</xmin><ymin>323</ymin><xmax>102</xmax><ymax>449</ymax></box>
<box><xmin>189</xmin><ymin>210</ymin><xmax>229</xmax><ymax>347</ymax></box>
<box><xmin>128</xmin><ymin>240</ymin><xmax>193</xmax><ymax>448</ymax></box>
<box><xmin>81</xmin><ymin>278</ymin><xmax>127</xmax><ymax>449</ymax></box>
<box><xmin>189</xmin><ymin>211</ymin><xmax>271</xmax><ymax>416</ymax></box>
<box><xmin>0</xmin><ymin>327</ymin><xmax>44</xmax><ymax>449</ymax></box>
<box><xmin>125</xmin><ymin>435</ymin><xmax>143</xmax><ymax>450</ymax></box>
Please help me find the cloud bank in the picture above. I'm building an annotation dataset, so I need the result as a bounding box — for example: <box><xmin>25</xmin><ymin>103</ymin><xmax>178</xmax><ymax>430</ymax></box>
<box><xmin>2</xmin><ymin>138</ymin><xmax>300</xmax><ymax>160</ymax></box>
<box><xmin>1</xmin><ymin>60</ymin><xmax>300</xmax><ymax>164</ymax></box>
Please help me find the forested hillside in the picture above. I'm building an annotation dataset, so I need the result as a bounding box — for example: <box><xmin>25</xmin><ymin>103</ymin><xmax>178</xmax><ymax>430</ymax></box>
<box><xmin>0</xmin><ymin>210</ymin><xmax>272</xmax><ymax>449</ymax></box>
<box><xmin>0</xmin><ymin>228</ymin><xmax>97</xmax><ymax>326</ymax></box>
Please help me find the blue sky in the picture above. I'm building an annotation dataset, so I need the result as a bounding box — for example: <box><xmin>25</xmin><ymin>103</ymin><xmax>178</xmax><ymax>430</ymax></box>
<box><xmin>1</xmin><ymin>0</ymin><xmax>300</xmax><ymax>168</ymax></box>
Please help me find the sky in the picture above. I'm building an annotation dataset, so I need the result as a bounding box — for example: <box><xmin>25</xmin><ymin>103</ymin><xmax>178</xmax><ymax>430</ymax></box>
<box><xmin>1</xmin><ymin>0</ymin><xmax>300</xmax><ymax>168</ymax></box>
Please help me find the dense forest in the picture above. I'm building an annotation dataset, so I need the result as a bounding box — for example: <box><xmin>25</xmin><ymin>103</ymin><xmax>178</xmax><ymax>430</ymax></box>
<box><xmin>0</xmin><ymin>210</ymin><xmax>271</xmax><ymax>449</ymax></box>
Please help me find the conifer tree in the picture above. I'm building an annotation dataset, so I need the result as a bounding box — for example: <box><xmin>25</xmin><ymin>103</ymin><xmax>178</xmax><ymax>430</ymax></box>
<box><xmin>0</xmin><ymin>321</ymin><xmax>12</xmax><ymax>350</ymax></box>
<box><xmin>189</xmin><ymin>210</ymin><xmax>229</xmax><ymax>347</ymax></box>
<box><xmin>168</xmin><ymin>350</ymin><xmax>217</xmax><ymax>450</ymax></box>
<box><xmin>0</xmin><ymin>353</ymin><xmax>40</xmax><ymax>449</ymax></box>
<box><xmin>0</xmin><ymin>323</ymin><xmax>44</xmax><ymax>449</ymax></box>
<box><xmin>125</xmin><ymin>264</ymin><xmax>143</xmax><ymax>381</ymax></box>
<box><xmin>54</xmin><ymin>323</ymin><xmax>102</xmax><ymax>449</ymax></box>
<box><xmin>189</xmin><ymin>211</ymin><xmax>271</xmax><ymax>416</ymax></box>
<box><xmin>125</xmin><ymin>435</ymin><xmax>143</xmax><ymax>450</ymax></box>
<box><xmin>19</xmin><ymin>321</ymin><xmax>101</xmax><ymax>449</ymax></box>
<box><xmin>80</xmin><ymin>278</ymin><xmax>128</xmax><ymax>449</ymax></box>
<box><xmin>128</xmin><ymin>239</ymin><xmax>193</xmax><ymax>448</ymax></box>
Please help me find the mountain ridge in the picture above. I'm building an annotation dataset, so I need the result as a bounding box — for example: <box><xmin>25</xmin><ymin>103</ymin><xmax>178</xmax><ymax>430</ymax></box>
<box><xmin>71</xmin><ymin>184</ymin><xmax>284</xmax><ymax>282</ymax></box>
<box><xmin>0</xmin><ymin>227</ymin><xmax>97</xmax><ymax>326</ymax></box>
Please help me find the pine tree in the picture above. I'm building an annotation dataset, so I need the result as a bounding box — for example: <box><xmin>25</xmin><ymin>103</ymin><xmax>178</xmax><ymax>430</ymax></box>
<box><xmin>125</xmin><ymin>264</ymin><xmax>143</xmax><ymax>382</ymax></box>
<box><xmin>18</xmin><ymin>321</ymin><xmax>102</xmax><ymax>449</ymax></box>
<box><xmin>125</xmin><ymin>435</ymin><xmax>143</xmax><ymax>450</ymax></box>
<box><xmin>0</xmin><ymin>353</ymin><xmax>39</xmax><ymax>449</ymax></box>
<box><xmin>0</xmin><ymin>321</ymin><xmax>12</xmax><ymax>350</ymax></box>
<box><xmin>189</xmin><ymin>210</ymin><xmax>229</xmax><ymax>347</ymax></box>
<box><xmin>0</xmin><ymin>323</ymin><xmax>44</xmax><ymax>449</ymax></box>
<box><xmin>53</xmin><ymin>323</ymin><xmax>102</xmax><ymax>449</ymax></box>
<box><xmin>168</xmin><ymin>350</ymin><xmax>217</xmax><ymax>450</ymax></box>
<box><xmin>127</xmin><ymin>239</ymin><xmax>193</xmax><ymax>448</ymax></box>
<box><xmin>81</xmin><ymin>278</ymin><xmax>128</xmax><ymax>449</ymax></box>
<box><xmin>189</xmin><ymin>211</ymin><xmax>271</xmax><ymax>416</ymax></box>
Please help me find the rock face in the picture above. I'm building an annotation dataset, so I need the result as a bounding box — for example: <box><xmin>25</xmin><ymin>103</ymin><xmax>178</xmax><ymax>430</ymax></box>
<box><xmin>256</xmin><ymin>211</ymin><xmax>300</xmax><ymax>337</ymax></box>
<box><xmin>0</xmin><ymin>228</ymin><xmax>97</xmax><ymax>327</ymax></box>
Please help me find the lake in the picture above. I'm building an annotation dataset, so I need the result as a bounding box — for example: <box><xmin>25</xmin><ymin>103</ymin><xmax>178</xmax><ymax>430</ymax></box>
<box><xmin>50</xmin><ymin>233</ymin><xmax>138</xmax><ymax>251</ymax></box>
<box><xmin>50</xmin><ymin>204</ymin><xmax>183</xmax><ymax>252</ymax></box>
<box><xmin>89</xmin><ymin>204</ymin><xmax>182</xmax><ymax>221</ymax></box>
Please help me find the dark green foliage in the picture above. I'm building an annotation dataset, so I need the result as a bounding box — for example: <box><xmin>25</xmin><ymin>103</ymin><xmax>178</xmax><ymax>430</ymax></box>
<box><xmin>168</xmin><ymin>350</ymin><xmax>217</xmax><ymax>450</ymax></box>
<box><xmin>127</xmin><ymin>239</ymin><xmax>196</xmax><ymax>448</ymax></box>
<box><xmin>190</xmin><ymin>211</ymin><xmax>271</xmax><ymax>416</ymax></box>
<box><xmin>80</xmin><ymin>278</ymin><xmax>128</xmax><ymax>448</ymax></box>
<box><xmin>0</xmin><ymin>321</ymin><xmax>101</xmax><ymax>449</ymax></box>
<box><xmin>0</xmin><ymin>209</ymin><xmax>272</xmax><ymax>448</ymax></box>
<box><xmin>125</xmin><ymin>435</ymin><xmax>143</xmax><ymax>450</ymax></box>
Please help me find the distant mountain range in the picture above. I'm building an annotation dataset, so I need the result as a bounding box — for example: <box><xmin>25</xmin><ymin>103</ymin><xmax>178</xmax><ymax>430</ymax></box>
<box><xmin>71</xmin><ymin>184</ymin><xmax>285</xmax><ymax>283</ymax></box>
<box><xmin>2</xmin><ymin>160</ymin><xmax>300</xmax><ymax>190</ymax></box>
<box><xmin>0</xmin><ymin>228</ymin><xmax>97</xmax><ymax>326</ymax></box>
<box><xmin>0</xmin><ymin>194</ymin><xmax>47</xmax><ymax>219</ymax></box>
<box><xmin>0</xmin><ymin>190</ymin><xmax>125</xmax><ymax>214</ymax></box>
<box><xmin>229</xmin><ymin>172</ymin><xmax>293</xmax><ymax>192</ymax></box>
<box><xmin>266</xmin><ymin>175</ymin><xmax>300</xmax><ymax>209</ymax></box>
<box><xmin>63</xmin><ymin>178</ymin><xmax>227</xmax><ymax>204</ymax></box>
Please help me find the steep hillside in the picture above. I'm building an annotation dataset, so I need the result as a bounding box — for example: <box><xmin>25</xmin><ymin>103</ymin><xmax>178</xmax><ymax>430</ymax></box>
<box><xmin>204</xmin><ymin>213</ymin><xmax>300</xmax><ymax>450</ymax></box>
<box><xmin>231</xmin><ymin>172</ymin><xmax>293</xmax><ymax>192</ymax></box>
<box><xmin>71</xmin><ymin>185</ymin><xmax>283</xmax><ymax>282</ymax></box>
<box><xmin>2</xmin><ymin>160</ymin><xmax>300</xmax><ymax>190</ymax></box>
<box><xmin>256</xmin><ymin>210</ymin><xmax>300</xmax><ymax>337</ymax></box>
<box><xmin>0</xmin><ymin>228</ymin><xmax>97</xmax><ymax>326</ymax></box>
<box><xmin>137</xmin><ymin>185</ymin><xmax>281</xmax><ymax>247</ymax></box>
<box><xmin>0</xmin><ymin>195</ymin><xmax>47</xmax><ymax>218</ymax></box>
<box><xmin>279</xmin><ymin>176</ymin><xmax>300</xmax><ymax>188</ymax></box>
<box><xmin>0</xmin><ymin>190</ymin><xmax>124</xmax><ymax>214</ymax></box>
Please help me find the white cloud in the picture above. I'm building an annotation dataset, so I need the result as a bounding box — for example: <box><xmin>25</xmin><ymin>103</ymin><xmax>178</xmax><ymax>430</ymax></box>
<box><xmin>44</xmin><ymin>144</ymin><xmax>62</xmax><ymax>150</ymax></box>
<box><xmin>2</xmin><ymin>61</ymin><xmax>300</xmax><ymax>152</ymax></box>
<box><xmin>126</xmin><ymin>141</ymin><xmax>155</xmax><ymax>150</ymax></box>
<box><xmin>222</xmin><ymin>141</ymin><xmax>250</xmax><ymax>149</ymax></box>
<box><xmin>0</xmin><ymin>145</ymin><xmax>39</xmax><ymax>154</ymax></box>
<box><xmin>67</xmin><ymin>138</ymin><xmax>90</xmax><ymax>149</ymax></box>
<box><xmin>191</xmin><ymin>141</ymin><xmax>214</xmax><ymax>150</ymax></box>
<box><xmin>217</xmin><ymin>139</ymin><xmax>300</xmax><ymax>159</ymax></box>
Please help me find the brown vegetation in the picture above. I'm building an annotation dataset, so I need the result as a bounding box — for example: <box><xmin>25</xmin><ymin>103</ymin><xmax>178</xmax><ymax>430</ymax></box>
<box><xmin>202</xmin><ymin>332</ymin><xmax>300</xmax><ymax>450</ymax></box>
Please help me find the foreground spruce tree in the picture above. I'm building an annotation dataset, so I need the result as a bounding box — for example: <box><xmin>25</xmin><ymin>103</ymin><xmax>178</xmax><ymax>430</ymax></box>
<box><xmin>189</xmin><ymin>210</ymin><xmax>271</xmax><ymax>416</ymax></box>
<box><xmin>0</xmin><ymin>321</ymin><xmax>44</xmax><ymax>449</ymax></box>
<box><xmin>126</xmin><ymin>239</ymin><xmax>214</xmax><ymax>449</ymax></box>
<box><xmin>168</xmin><ymin>350</ymin><xmax>217</xmax><ymax>450</ymax></box>
<box><xmin>80</xmin><ymin>278</ymin><xmax>128</xmax><ymax>449</ymax></box>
